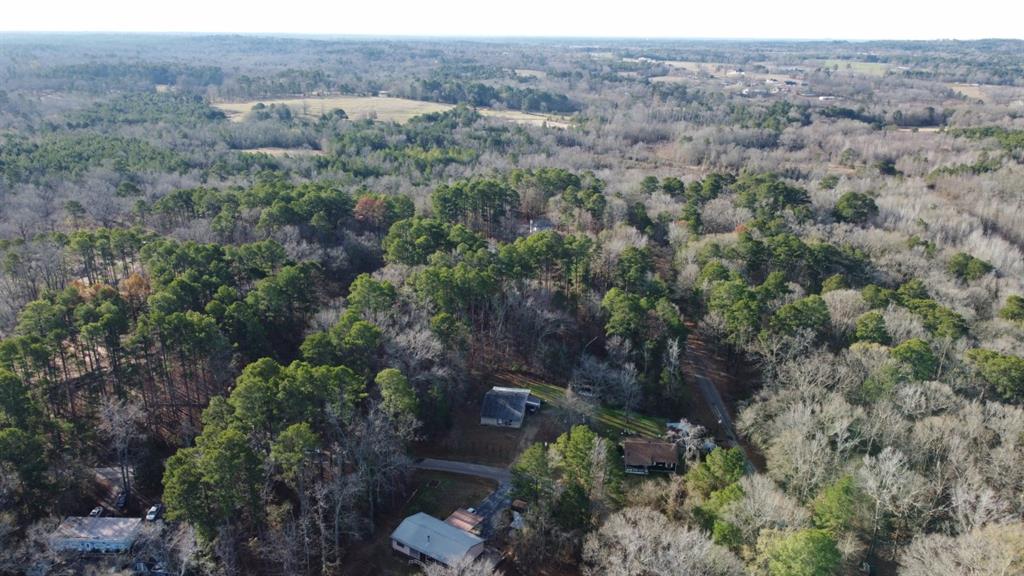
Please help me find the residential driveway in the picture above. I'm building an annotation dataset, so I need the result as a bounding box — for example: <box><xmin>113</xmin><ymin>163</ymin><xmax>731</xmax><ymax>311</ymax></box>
<box><xmin>685</xmin><ymin>340</ymin><xmax>757</xmax><ymax>473</ymax></box>
<box><xmin>412</xmin><ymin>458</ymin><xmax>512</xmax><ymax>484</ymax></box>
<box><xmin>412</xmin><ymin>458</ymin><xmax>513</xmax><ymax>538</ymax></box>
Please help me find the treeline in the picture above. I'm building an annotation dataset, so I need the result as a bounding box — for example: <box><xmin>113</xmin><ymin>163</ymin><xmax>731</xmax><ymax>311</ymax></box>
<box><xmin>409</xmin><ymin>79</ymin><xmax>579</xmax><ymax>113</ymax></box>
<box><xmin>0</xmin><ymin>133</ymin><xmax>191</xmax><ymax>184</ymax></box>
<box><xmin>62</xmin><ymin>93</ymin><xmax>227</xmax><ymax>129</ymax></box>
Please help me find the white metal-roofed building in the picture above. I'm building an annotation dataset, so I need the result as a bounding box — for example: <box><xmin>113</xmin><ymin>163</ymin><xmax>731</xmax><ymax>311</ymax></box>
<box><xmin>50</xmin><ymin>517</ymin><xmax>143</xmax><ymax>553</ymax></box>
<box><xmin>480</xmin><ymin>387</ymin><xmax>540</xmax><ymax>429</ymax></box>
<box><xmin>390</xmin><ymin>512</ymin><xmax>485</xmax><ymax>567</ymax></box>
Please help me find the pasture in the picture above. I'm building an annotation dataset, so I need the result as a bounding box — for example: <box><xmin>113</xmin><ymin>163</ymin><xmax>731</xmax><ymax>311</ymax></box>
<box><xmin>820</xmin><ymin>59</ymin><xmax>889</xmax><ymax>76</ymax></box>
<box><xmin>214</xmin><ymin>95</ymin><xmax>453</xmax><ymax>124</ymax></box>
<box><xmin>950</xmin><ymin>83</ymin><xmax>989</xmax><ymax>103</ymax></box>
<box><xmin>215</xmin><ymin>95</ymin><xmax>572</xmax><ymax>128</ymax></box>
<box><xmin>514</xmin><ymin>68</ymin><xmax>547</xmax><ymax>79</ymax></box>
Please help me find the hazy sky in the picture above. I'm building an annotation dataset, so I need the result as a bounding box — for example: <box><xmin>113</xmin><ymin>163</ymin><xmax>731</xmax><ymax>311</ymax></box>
<box><xmin>3</xmin><ymin>0</ymin><xmax>1023</xmax><ymax>40</ymax></box>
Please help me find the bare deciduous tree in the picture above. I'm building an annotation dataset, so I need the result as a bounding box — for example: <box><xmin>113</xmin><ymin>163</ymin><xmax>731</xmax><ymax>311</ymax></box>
<box><xmin>899</xmin><ymin>523</ymin><xmax>1024</xmax><ymax>576</ymax></box>
<box><xmin>582</xmin><ymin>507</ymin><xmax>745</xmax><ymax>576</ymax></box>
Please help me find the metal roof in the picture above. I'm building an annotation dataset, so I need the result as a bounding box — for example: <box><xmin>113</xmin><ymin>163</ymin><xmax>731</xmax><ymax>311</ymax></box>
<box><xmin>52</xmin><ymin>517</ymin><xmax>143</xmax><ymax>543</ymax></box>
<box><xmin>445</xmin><ymin>508</ymin><xmax>484</xmax><ymax>533</ymax></box>
<box><xmin>480</xmin><ymin>387</ymin><xmax>531</xmax><ymax>424</ymax></box>
<box><xmin>391</xmin><ymin>512</ymin><xmax>484</xmax><ymax>566</ymax></box>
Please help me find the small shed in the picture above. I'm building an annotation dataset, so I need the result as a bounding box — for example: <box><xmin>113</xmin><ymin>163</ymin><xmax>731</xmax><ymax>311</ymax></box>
<box><xmin>391</xmin><ymin>512</ymin><xmax>485</xmax><ymax>567</ymax></box>
<box><xmin>445</xmin><ymin>508</ymin><xmax>485</xmax><ymax>535</ymax></box>
<box><xmin>480</xmin><ymin>387</ymin><xmax>539</xmax><ymax>429</ymax></box>
<box><xmin>622</xmin><ymin>438</ymin><xmax>679</xmax><ymax>475</ymax></box>
<box><xmin>50</xmin><ymin>517</ymin><xmax>143</xmax><ymax>553</ymax></box>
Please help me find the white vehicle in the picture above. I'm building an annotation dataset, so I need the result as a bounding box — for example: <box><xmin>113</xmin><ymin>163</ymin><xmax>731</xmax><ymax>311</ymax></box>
<box><xmin>145</xmin><ymin>504</ymin><xmax>164</xmax><ymax>522</ymax></box>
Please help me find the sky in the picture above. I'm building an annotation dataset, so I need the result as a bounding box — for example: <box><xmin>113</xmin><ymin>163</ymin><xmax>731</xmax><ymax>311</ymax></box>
<box><xmin>3</xmin><ymin>0</ymin><xmax>1023</xmax><ymax>40</ymax></box>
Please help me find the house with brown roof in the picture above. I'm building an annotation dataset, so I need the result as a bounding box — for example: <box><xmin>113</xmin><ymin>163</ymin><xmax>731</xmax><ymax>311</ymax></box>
<box><xmin>445</xmin><ymin>508</ymin><xmax>485</xmax><ymax>535</ymax></box>
<box><xmin>622</xmin><ymin>438</ymin><xmax>678</xmax><ymax>475</ymax></box>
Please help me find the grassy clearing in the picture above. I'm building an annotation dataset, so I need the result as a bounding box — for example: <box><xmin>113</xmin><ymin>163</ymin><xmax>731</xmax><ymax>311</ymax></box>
<box><xmin>950</xmin><ymin>83</ymin><xmax>989</xmax><ymax>103</ymax></box>
<box><xmin>650</xmin><ymin>76</ymin><xmax>689</xmax><ymax>84</ymax></box>
<box><xmin>214</xmin><ymin>96</ymin><xmax>453</xmax><ymax>124</ymax></box>
<box><xmin>494</xmin><ymin>372</ymin><xmax>667</xmax><ymax>439</ymax></box>
<box><xmin>820</xmin><ymin>60</ymin><xmax>889</xmax><ymax>76</ymax></box>
<box><xmin>514</xmin><ymin>68</ymin><xmax>547</xmax><ymax>79</ymax></box>
<box><xmin>238</xmin><ymin>147</ymin><xmax>325</xmax><ymax>157</ymax></box>
<box><xmin>479</xmin><ymin>109</ymin><xmax>572</xmax><ymax>129</ymax></box>
<box><xmin>663</xmin><ymin>60</ymin><xmax>711</xmax><ymax>71</ymax></box>
<box><xmin>403</xmin><ymin>471</ymin><xmax>497</xmax><ymax>520</ymax></box>
<box><xmin>215</xmin><ymin>95</ymin><xmax>572</xmax><ymax>129</ymax></box>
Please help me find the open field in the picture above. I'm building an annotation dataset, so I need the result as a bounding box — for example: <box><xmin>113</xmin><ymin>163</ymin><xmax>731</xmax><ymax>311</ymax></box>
<box><xmin>514</xmin><ymin>68</ymin><xmax>547</xmax><ymax>79</ymax></box>
<box><xmin>480</xmin><ymin>108</ymin><xmax>572</xmax><ymax>129</ymax></box>
<box><xmin>950</xmin><ymin>83</ymin><xmax>989</xmax><ymax>103</ymax></box>
<box><xmin>215</xmin><ymin>96</ymin><xmax>572</xmax><ymax>128</ymax></box>
<box><xmin>662</xmin><ymin>60</ymin><xmax>711</xmax><ymax>72</ymax></box>
<box><xmin>214</xmin><ymin>95</ymin><xmax>453</xmax><ymax>124</ymax></box>
<box><xmin>650</xmin><ymin>75</ymin><xmax>689</xmax><ymax>84</ymax></box>
<box><xmin>238</xmin><ymin>147</ymin><xmax>325</xmax><ymax>157</ymax></box>
<box><xmin>820</xmin><ymin>59</ymin><xmax>889</xmax><ymax>76</ymax></box>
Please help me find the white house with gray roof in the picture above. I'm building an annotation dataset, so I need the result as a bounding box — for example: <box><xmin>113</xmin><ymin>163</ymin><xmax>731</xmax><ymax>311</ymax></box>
<box><xmin>390</xmin><ymin>512</ymin><xmax>485</xmax><ymax>567</ymax></box>
<box><xmin>50</xmin><ymin>517</ymin><xmax>142</xmax><ymax>553</ymax></box>
<box><xmin>480</xmin><ymin>387</ymin><xmax>540</xmax><ymax>429</ymax></box>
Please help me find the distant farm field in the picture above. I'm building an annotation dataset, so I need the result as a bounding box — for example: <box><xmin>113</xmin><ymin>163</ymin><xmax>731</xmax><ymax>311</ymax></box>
<box><xmin>479</xmin><ymin>108</ymin><xmax>572</xmax><ymax>129</ymax></box>
<box><xmin>514</xmin><ymin>68</ymin><xmax>547</xmax><ymax>79</ymax></box>
<box><xmin>663</xmin><ymin>60</ymin><xmax>711</xmax><ymax>72</ymax></box>
<box><xmin>820</xmin><ymin>59</ymin><xmax>889</xmax><ymax>76</ymax></box>
<box><xmin>214</xmin><ymin>95</ymin><xmax>572</xmax><ymax>128</ymax></box>
<box><xmin>650</xmin><ymin>75</ymin><xmax>689</xmax><ymax>84</ymax></box>
<box><xmin>950</xmin><ymin>83</ymin><xmax>988</xmax><ymax>102</ymax></box>
<box><xmin>214</xmin><ymin>96</ymin><xmax>453</xmax><ymax>124</ymax></box>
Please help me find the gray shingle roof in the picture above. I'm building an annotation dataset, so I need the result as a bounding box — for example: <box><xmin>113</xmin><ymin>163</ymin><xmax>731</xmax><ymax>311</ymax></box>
<box><xmin>480</xmin><ymin>387</ymin><xmax>531</xmax><ymax>424</ymax></box>
<box><xmin>52</xmin><ymin>517</ymin><xmax>142</xmax><ymax>544</ymax></box>
<box><xmin>391</xmin><ymin>512</ymin><xmax>483</xmax><ymax>566</ymax></box>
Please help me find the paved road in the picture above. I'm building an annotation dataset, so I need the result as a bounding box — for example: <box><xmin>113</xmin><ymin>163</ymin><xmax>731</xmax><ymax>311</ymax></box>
<box><xmin>412</xmin><ymin>458</ymin><xmax>512</xmax><ymax>484</ymax></box>
<box><xmin>686</xmin><ymin>339</ymin><xmax>757</xmax><ymax>473</ymax></box>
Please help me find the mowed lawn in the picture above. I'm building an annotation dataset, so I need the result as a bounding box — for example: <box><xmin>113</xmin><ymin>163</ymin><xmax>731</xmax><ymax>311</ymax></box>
<box><xmin>494</xmin><ymin>372</ymin><xmax>667</xmax><ymax>439</ymax></box>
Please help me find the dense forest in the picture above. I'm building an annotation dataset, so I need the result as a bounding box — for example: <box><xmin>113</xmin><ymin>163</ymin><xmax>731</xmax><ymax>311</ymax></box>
<box><xmin>0</xmin><ymin>34</ymin><xmax>1022</xmax><ymax>576</ymax></box>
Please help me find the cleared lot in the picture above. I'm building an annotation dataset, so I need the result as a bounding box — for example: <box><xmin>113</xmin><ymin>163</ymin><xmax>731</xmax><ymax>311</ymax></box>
<box><xmin>215</xmin><ymin>95</ymin><xmax>573</xmax><ymax>128</ymax></box>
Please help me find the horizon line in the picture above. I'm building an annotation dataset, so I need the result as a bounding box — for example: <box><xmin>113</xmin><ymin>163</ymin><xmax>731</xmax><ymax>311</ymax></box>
<box><xmin>2</xmin><ymin>31</ymin><xmax>1022</xmax><ymax>43</ymax></box>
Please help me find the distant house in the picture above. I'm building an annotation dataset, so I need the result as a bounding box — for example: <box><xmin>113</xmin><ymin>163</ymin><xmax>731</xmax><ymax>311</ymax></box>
<box><xmin>391</xmin><ymin>512</ymin><xmax>485</xmax><ymax>567</ymax></box>
<box><xmin>445</xmin><ymin>508</ymin><xmax>485</xmax><ymax>535</ymax></box>
<box><xmin>50</xmin><ymin>517</ymin><xmax>143</xmax><ymax>553</ymax></box>
<box><xmin>516</xmin><ymin>216</ymin><xmax>555</xmax><ymax>237</ymax></box>
<box><xmin>622</xmin><ymin>438</ymin><xmax>679</xmax><ymax>475</ymax></box>
<box><xmin>480</xmin><ymin>387</ymin><xmax>540</xmax><ymax>428</ymax></box>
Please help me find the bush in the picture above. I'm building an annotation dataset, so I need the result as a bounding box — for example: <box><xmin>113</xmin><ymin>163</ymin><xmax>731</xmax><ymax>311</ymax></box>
<box><xmin>999</xmin><ymin>295</ymin><xmax>1024</xmax><ymax>324</ymax></box>
<box><xmin>947</xmin><ymin>252</ymin><xmax>993</xmax><ymax>282</ymax></box>
<box><xmin>833</xmin><ymin>192</ymin><xmax>878</xmax><ymax>224</ymax></box>
<box><xmin>855</xmin><ymin>312</ymin><xmax>890</xmax><ymax>345</ymax></box>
